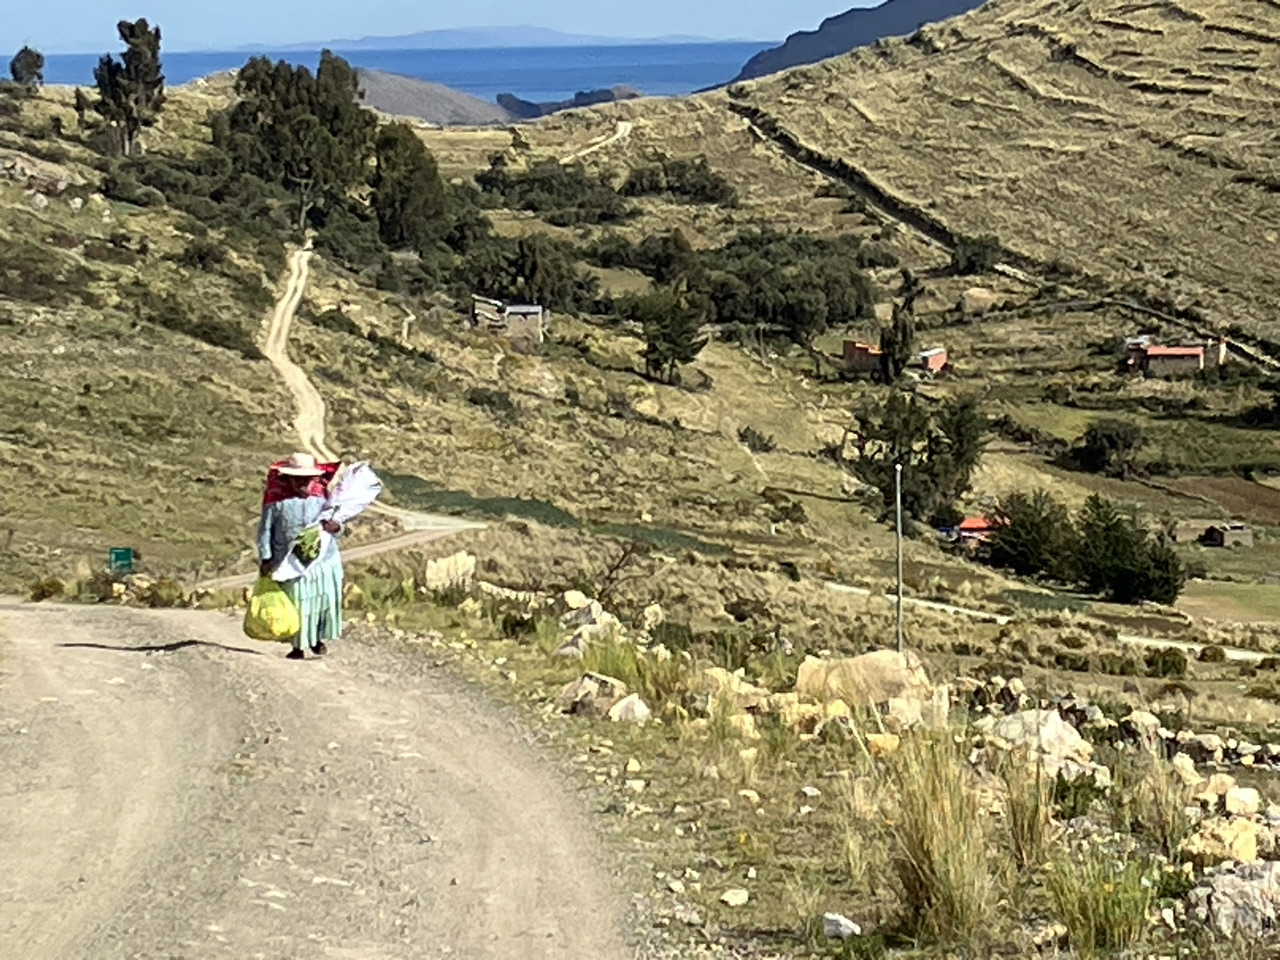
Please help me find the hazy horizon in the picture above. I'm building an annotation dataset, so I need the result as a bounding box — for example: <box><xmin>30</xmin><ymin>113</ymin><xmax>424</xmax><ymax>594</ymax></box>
<box><xmin>4</xmin><ymin>2</ymin><xmax>876</xmax><ymax>55</ymax></box>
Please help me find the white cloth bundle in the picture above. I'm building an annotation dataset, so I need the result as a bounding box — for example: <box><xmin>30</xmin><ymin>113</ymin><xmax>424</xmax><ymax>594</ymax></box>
<box><xmin>321</xmin><ymin>461</ymin><xmax>384</xmax><ymax>525</ymax></box>
<box><xmin>272</xmin><ymin>462</ymin><xmax>383</xmax><ymax>583</ymax></box>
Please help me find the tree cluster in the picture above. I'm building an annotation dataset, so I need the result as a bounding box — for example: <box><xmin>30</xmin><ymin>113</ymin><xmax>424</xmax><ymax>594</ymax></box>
<box><xmin>90</xmin><ymin>20</ymin><xmax>165</xmax><ymax>156</ymax></box>
<box><xmin>457</xmin><ymin>233</ymin><xmax>599</xmax><ymax>314</ymax></box>
<box><xmin>621</xmin><ymin>155</ymin><xmax>738</xmax><ymax>207</ymax></box>
<box><xmin>1069</xmin><ymin>418</ymin><xmax>1145</xmax><ymax>477</ymax></box>
<box><xmin>476</xmin><ymin>154</ymin><xmax>628</xmax><ymax>225</ymax></box>
<box><xmin>842</xmin><ymin>391</ymin><xmax>988</xmax><ymax>526</ymax></box>
<box><xmin>214</xmin><ymin>52</ymin><xmax>377</xmax><ymax>229</ymax></box>
<box><xmin>589</xmin><ymin>228</ymin><xmax>888</xmax><ymax>372</ymax></box>
<box><xmin>986</xmin><ymin>491</ymin><xmax>1186</xmax><ymax>604</ymax></box>
<box><xmin>879</xmin><ymin>269</ymin><xmax>923</xmax><ymax>384</ymax></box>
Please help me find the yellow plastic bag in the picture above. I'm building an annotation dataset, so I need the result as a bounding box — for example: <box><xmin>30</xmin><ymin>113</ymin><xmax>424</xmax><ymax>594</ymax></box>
<box><xmin>243</xmin><ymin>576</ymin><xmax>300</xmax><ymax>642</ymax></box>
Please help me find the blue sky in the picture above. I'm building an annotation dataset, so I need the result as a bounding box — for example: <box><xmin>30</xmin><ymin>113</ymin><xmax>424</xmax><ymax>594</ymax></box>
<box><xmin>5</xmin><ymin>2</ymin><xmax>865</xmax><ymax>54</ymax></box>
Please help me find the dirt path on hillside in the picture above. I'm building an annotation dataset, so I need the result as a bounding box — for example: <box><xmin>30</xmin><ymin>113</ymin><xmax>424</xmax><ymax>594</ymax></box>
<box><xmin>213</xmin><ymin>244</ymin><xmax>483</xmax><ymax>590</ymax></box>
<box><xmin>0</xmin><ymin>599</ymin><xmax>630</xmax><ymax>959</ymax></box>
<box><xmin>561</xmin><ymin>120</ymin><xmax>633</xmax><ymax>163</ymax></box>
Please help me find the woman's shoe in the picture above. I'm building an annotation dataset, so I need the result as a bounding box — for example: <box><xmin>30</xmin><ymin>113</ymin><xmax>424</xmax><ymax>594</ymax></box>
<box><xmin>286</xmin><ymin>648</ymin><xmax>305</xmax><ymax>660</ymax></box>
<box><xmin>313</xmin><ymin>641</ymin><xmax>328</xmax><ymax>657</ymax></box>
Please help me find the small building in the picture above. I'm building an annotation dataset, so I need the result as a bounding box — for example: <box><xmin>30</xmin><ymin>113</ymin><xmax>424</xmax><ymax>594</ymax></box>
<box><xmin>1202</xmin><ymin>523</ymin><xmax>1253</xmax><ymax>549</ymax></box>
<box><xmin>1126</xmin><ymin>339</ymin><xmax>1229</xmax><ymax>377</ymax></box>
<box><xmin>843</xmin><ymin>340</ymin><xmax>883</xmax><ymax>374</ymax></box>
<box><xmin>470</xmin><ymin>295</ymin><xmax>546</xmax><ymax>348</ymax></box>
<box><xmin>919</xmin><ymin>347</ymin><xmax>950</xmax><ymax>373</ymax></box>
<box><xmin>957</xmin><ymin>516</ymin><xmax>996</xmax><ymax>544</ymax></box>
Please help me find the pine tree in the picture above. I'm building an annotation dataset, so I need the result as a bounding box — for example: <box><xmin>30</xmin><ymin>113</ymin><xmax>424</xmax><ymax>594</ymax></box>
<box><xmin>630</xmin><ymin>286</ymin><xmax>709</xmax><ymax>384</ymax></box>
<box><xmin>217</xmin><ymin>51</ymin><xmax>375</xmax><ymax>231</ymax></box>
<box><xmin>372</xmin><ymin>123</ymin><xmax>446</xmax><ymax>254</ymax></box>
<box><xmin>10</xmin><ymin>46</ymin><xmax>45</xmax><ymax>88</ymax></box>
<box><xmin>986</xmin><ymin>490</ymin><xmax>1076</xmax><ymax>579</ymax></box>
<box><xmin>879</xmin><ymin>269</ymin><xmax>919</xmax><ymax>383</ymax></box>
<box><xmin>93</xmin><ymin>19</ymin><xmax>165</xmax><ymax>156</ymax></box>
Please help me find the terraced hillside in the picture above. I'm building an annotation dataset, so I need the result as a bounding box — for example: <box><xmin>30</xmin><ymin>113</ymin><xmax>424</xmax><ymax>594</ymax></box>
<box><xmin>733</xmin><ymin>0</ymin><xmax>1280</xmax><ymax>338</ymax></box>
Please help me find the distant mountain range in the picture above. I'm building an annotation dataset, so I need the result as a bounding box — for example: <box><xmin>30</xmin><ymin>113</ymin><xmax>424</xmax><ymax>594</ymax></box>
<box><xmin>232</xmin><ymin>25</ymin><xmax>758</xmax><ymax>53</ymax></box>
<box><xmin>731</xmin><ymin>0</ymin><xmax>985</xmax><ymax>83</ymax></box>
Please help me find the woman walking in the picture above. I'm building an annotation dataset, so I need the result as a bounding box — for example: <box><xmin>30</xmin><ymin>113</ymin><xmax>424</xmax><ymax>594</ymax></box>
<box><xmin>257</xmin><ymin>452</ymin><xmax>345</xmax><ymax>660</ymax></box>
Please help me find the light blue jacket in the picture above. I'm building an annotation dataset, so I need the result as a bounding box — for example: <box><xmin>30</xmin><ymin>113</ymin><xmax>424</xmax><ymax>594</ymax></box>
<box><xmin>257</xmin><ymin>495</ymin><xmax>342</xmax><ymax>570</ymax></box>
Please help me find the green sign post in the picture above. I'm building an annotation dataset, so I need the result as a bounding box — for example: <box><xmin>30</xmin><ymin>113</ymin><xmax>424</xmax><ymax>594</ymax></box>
<box><xmin>109</xmin><ymin>547</ymin><xmax>135</xmax><ymax>575</ymax></box>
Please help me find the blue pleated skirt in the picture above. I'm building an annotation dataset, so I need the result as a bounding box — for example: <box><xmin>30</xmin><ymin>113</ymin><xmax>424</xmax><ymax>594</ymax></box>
<box><xmin>282</xmin><ymin>551</ymin><xmax>344</xmax><ymax>651</ymax></box>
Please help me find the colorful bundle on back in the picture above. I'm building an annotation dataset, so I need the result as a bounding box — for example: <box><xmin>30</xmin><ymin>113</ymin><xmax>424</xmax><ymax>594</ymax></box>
<box><xmin>262</xmin><ymin>460</ymin><xmax>341</xmax><ymax>506</ymax></box>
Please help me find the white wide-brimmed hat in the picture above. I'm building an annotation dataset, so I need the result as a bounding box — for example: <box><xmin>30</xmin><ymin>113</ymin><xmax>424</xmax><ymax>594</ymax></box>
<box><xmin>276</xmin><ymin>452</ymin><xmax>324</xmax><ymax>477</ymax></box>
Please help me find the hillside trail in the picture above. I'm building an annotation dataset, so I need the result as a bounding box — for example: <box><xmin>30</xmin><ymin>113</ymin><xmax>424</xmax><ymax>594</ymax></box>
<box><xmin>560</xmin><ymin>120</ymin><xmax>633</xmax><ymax>163</ymax></box>
<box><xmin>203</xmin><ymin>243</ymin><xmax>482</xmax><ymax>590</ymax></box>
<box><xmin>0</xmin><ymin>599</ymin><xmax>630</xmax><ymax>959</ymax></box>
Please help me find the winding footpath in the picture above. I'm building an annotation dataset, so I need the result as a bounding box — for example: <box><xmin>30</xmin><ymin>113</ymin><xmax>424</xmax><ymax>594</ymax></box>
<box><xmin>202</xmin><ymin>244</ymin><xmax>483</xmax><ymax>591</ymax></box>
<box><xmin>560</xmin><ymin>120</ymin><xmax>633</xmax><ymax>164</ymax></box>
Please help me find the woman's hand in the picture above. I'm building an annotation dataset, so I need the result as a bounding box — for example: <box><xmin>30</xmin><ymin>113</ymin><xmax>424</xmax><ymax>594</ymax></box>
<box><xmin>320</xmin><ymin>520</ymin><xmax>341</xmax><ymax>535</ymax></box>
<box><xmin>259</xmin><ymin>560</ymin><xmax>273</xmax><ymax>578</ymax></box>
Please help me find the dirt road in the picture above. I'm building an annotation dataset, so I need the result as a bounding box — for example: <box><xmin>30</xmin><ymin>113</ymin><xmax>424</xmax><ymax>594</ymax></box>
<box><xmin>560</xmin><ymin>120</ymin><xmax>633</xmax><ymax>163</ymax></box>
<box><xmin>0</xmin><ymin>599</ymin><xmax>630</xmax><ymax>959</ymax></box>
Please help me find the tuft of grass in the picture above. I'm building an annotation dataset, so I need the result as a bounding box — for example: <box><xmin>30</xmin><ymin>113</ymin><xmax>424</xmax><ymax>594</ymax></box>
<box><xmin>996</xmin><ymin>749</ymin><xmax>1056</xmax><ymax>871</ymax></box>
<box><xmin>1110</xmin><ymin>748</ymin><xmax>1193</xmax><ymax>860</ymax></box>
<box><xmin>1046</xmin><ymin>845</ymin><xmax>1155</xmax><ymax>958</ymax></box>
<box><xmin>581</xmin><ymin>634</ymin><xmax>691</xmax><ymax>709</ymax></box>
<box><xmin>887</xmin><ymin>734</ymin><xmax>997</xmax><ymax>948</ymax></box>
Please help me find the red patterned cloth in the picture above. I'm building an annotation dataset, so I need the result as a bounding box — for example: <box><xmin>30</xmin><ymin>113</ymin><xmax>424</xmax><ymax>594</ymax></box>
<box><xmin>262</xmin><ymin>460</ymin><xmax>341</xmax><ymax>506</ymax></box>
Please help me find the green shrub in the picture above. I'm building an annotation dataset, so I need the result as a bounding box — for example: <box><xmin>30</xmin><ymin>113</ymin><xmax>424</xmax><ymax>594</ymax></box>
<box><xmin>950</xmin><ymin>234</ymin><xmax>1001</xmax><ymax>274</ymax></box>
<box><xmin>621</xmin><ymin>155</ymin><xmax>738</xmax><ymax>206</ymax></box>
<box><xmin>1145</xmin><ymin>647</ymin><xmax>1188</xmax><ymax>679</ymax></box>
<box><xmin>1047</xmin><ymin>847</ymin><xmax>1155</xmax><ymax>958</ymax></box>
<box><xmin>29</xmin><ymin>576</ymin><xmax>66</xmax><ymax>602</ymax></box>
<box><xmin>738</xmin><ymin>426</ymin><xmax>776</xmax><ymax>453</ymax></box>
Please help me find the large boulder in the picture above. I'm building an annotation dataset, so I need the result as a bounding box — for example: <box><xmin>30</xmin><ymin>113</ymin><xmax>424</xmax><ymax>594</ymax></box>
<box><xmin>796</xmin><ymin>650</ymin><xmax>932</xmax><ymax>709</ymax></box>
<box><xmin>979</xmin><ymin>709</ymin><xmax>1101</xmax><ymax>782</ymax></box>
<box><xmin>1183</xmin><ymin>817</ymin><xmax>1263</xmax><ymax>868</ymax></box>
<box><xmin>1189</xmin><ymin>862</ymin><xmax>1280</xmax><ymax>937</ymax></box>
<box><xmin>703</xmin><ymin>667</ymin><xmax>771</xmax><ymax>712</ymax></box>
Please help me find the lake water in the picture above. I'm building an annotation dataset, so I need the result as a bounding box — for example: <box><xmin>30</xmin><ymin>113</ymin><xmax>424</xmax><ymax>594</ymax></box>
<box><xmin>41</xmin><ymin>42</ymin><xmax>768</xmax><ymax>105</ymax></box>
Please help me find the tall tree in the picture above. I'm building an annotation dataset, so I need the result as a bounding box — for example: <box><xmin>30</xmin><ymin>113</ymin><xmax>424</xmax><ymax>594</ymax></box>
<box><xmin>93</xmin><ymin>19</ymin><xmax>165</xmax><ymax>156</ymax></box>
<box><xmin>843</xmin><ymin>391</ymin><xmax>987</xmax><ymax>525</ymax></box>
<box><xmin>217</xmin><ymin>51</ymin><xmax>375</xmax><ymax>230</ymax></box>
<box><xmin>879</xmin><ymin>270</ymin><xmax>920</xmax><ymax>383</ymax></box>
<box><xmin>372</xmin><ymin>123</ymin><xmax>446</xmax><ymax>253</ymax></box>
<box><xmin>628</xmin><ymin>285</ymin><xmax>709</xmax><ymax>384</ymax></box>
<box><xmin>10</xmin><ymin>46</ymin><xmax>45</xmax><ymax>87</ymax></box>
<box><xmin>986</xmin><ymin>490</ymin><xmax>1077</xmax><ymax>580</ymax></box>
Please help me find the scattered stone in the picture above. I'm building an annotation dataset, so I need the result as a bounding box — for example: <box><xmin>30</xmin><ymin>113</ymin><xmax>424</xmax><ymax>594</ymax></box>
<box><xmin>728</xmin><ymin>713</ymin><xmax>761</xmax><ymax>740</ymax></box>
<box><xmin>608</xmin><ymin>694</ymin><xmax>652</xmax><ymax>724</ymax></box>
<box><xmin>1196</xmin><ymin>773</ymin><xmax>1238</xmax><ymax>808</ymax></box>
<box><xmin>1184</xmin><ymin>817</ymin><xmax>1262</xmax><ymax>867</ymax></box>
<box><xmin>981</xmin><ymin>708</ymin><xmax>1100</xmax><ymax>782</ymax></box>
<box><xmin>702</xmin><ymin>667</ymin><xmax>771</xmax><ymax>712</ymax></box>
<box><xmin>555</xmin><ymin>673</ymin><xmax>628</xmax><ymax>718</ymax></box>
<box><xmin>625</xmin><ymin>779</ymin><xmax>647</xmax><ymax>793</ymax></box>
<box><xmin>1189</xmin><ymin>861</ymin><xmax>1280</xmax><ymax>937</ymax></box>
<box><xmin>625</xmin><ymin>758</ymin><xmax>642</xmax><ymax>774</ymax></box>
<box><xmin>68</xmin><ymin>196</ymin><xmax>84</xmax><ymax>213</ymax></box>
<box><xmin>795</xmin><ymin>650</ymin><xmax>932</xmax><ymax>711</ymax></box>
<box><xmin>800</xmin><ymin>786</ymin><xmax>821</xmax><ymax>800</ymax></box>
<box><xmin>822</xmin><ymin>913</ymin><xmax>862</xmax><ymax>940</ymax></box>
<box><xmin>667</xmin><ymin>878</ymin><xmax>686</xmax><ymax>895</ymax></box>
<box><xmin>1172</xmin><ymin>753</ymin><xmax>1206</xmax><ymax>787</ymax></box>
<box><xmin>643</xmin><ymin>603</ymin><xmax>665</xmax><ymax>631</ymax></box>
<box><xmin>422</xmin><ymin>551</ymin><xmax>476</xmax><ymax>593</ymax></box>
<box><xmin>865</xmin><ymin>732</ymin><xmax>901</xmax><ymax>756</ymax></box>
<box><xmin>961</xmin><ymin>286</ymin><xmax>998</xmax><ymax>314</ymax></box>
<box><xmin>721</xmin><ymin>888</ymin><xmax>750</xmax><ymax>907</ymax></box>
<box><xmin>1227</xmin><ymin>787</ymin><xmax>1262</xmax><ymax>818</ymax></box>
<box><xmin>561</xmin><ymin>589</ymin><xmax>590</xmax><ymax>611</ymax></box>
<box><xmin>27</xmin><ymin>191</ymin><xmax>49</xmax><ymax>210</ymax></box>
